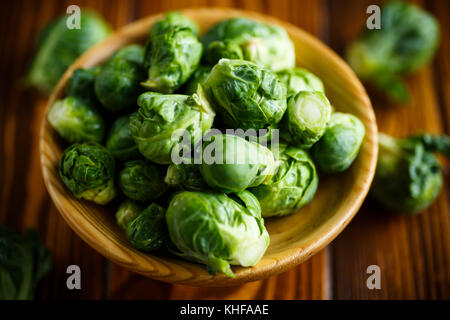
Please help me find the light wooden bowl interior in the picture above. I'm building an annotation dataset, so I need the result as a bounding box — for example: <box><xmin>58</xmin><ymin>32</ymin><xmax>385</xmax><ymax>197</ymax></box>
<box><xmin>40</xmin><ymin>8</ymin><xmax>378</xmax><ymax>286</ymax></box>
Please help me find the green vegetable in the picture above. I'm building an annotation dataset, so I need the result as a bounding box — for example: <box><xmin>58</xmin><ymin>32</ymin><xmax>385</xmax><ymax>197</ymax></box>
<box><xmin>203</xmin><ymin>59</ymin><xmax>287</xmax><ymax>130</ymax></box>
<box><xmin>181</xmin><ymin>65</ymin><xmax>211</xmax><ymax>95</ymax></box>
<box><xmin>312</xmin><ymin>112</ymin><xmax>365</xmax><ymax>173</ymax></box>
<box><xmin>201</xmin><ymin>18</ymin><xmax>295</xmax><ymax>71</ymax></box>
<box><xmin>151</xmin><ymin>11</ymin><xmax>199</xmax><ymax>36</ymax></box>
<box><xmin>59</xmin><ymin>143</ymin><xmax>116</xmax><ymax>205</ymax></box>
<box><xmin>371</xmin><ymin>132</ymin><xmax>449</xmax><ymax>213</ymax></box>
<box><xmin>203</xmin><ymin>40</ymin><xmax>244</xmax><ymax>66</ymax></box>
<box><xmin>277</xmin><ymin>67</ymin><xmax>324</xmax><ymax>96</ymax></box>
<box><xmin>0</xmin><ymin>225</ymin><xmax>52</xmax><ymax>300</ymax></box>
<box><xmin>281</xmin><ymin>91</ymin><xmax>331</xmax><ymax>148</ymax></box>
<box><xmin>130</xmin><ymin>90</ymin><xmax>215</xmax><ymax>164</ymax></box>
<box><xmin>142</xmin><ymin>13</ymin><xmax>202</xmax><ymax>93</ymax></box>
<box><xmin>199</xmin><ymin>134</ymin><xmax>275</xmax><ymax>193</ymax></box>
<box><xmin>95</xmin><ymin>45</ymin><xmax>146</xmax><ymax>113</ymax></box>
<box><xmin>66</xmin><ymin>67</ymin><xmax>101</xmax><ymax>106</ymax></box>
<box><xmin>250</xmin><ymin>144</ymin><xmax>318</xmax><ymax>217</ymax></box>
<box><xmin>119</xmin><ymin>159</ymin><xmax>168</xmax><ymax>202</ymax></box>
<box><xmin>26</xmin><ymin>10</ymin><xmax>111</xmax><ymax>94</ymax></box>
<box><xmin>166</xmin><ymin>191</ymin><xmax>269</xmax><ymax>277</ymax></box>
<box><xmin>346</xmin><ymin>1</ymin><xmax>440</xmax><ymax>101</ymax></box>
<box><xmin>48</xmin><ymin>96</ymin><xmax>105</xmax><ymax>144</ymax></box>
<box><xmin>165</xmin><ymin>163</ymin><xmax>208</xmax><ymax>191</ymax></box>
<box><xmin>116</xmin><ymin>200</ymin><xmax>143</xmax><ymax>231</ymax></box>
<box><xmin>126</xmin><ymin>203</ymin><xmax>167</xmax><ymax>252</ymax></box>
<box><xmin>110</xmin><ymin>44</ymin><xmax>144</xmax><ymax>64</ymax></box>
<box><xmin>106</xmin><ymin>114</ymin><xmax>140</xmax><ymax>162</ymax></box>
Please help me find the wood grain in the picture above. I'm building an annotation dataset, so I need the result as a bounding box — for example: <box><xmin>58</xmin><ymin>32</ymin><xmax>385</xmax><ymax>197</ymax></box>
<box><xmin>328</xmin><ymin>0</ymin><xmax>450</xmax><ymax>299</ymax></box>
<box><xmin>1</xmin><ymin>0</ymin><xmax>449</xmax><ymax>299</ymax></box>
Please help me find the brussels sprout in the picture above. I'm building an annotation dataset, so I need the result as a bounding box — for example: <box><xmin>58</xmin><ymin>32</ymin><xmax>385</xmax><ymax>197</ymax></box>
<box><xmin>250</xmin><ymin>144</ymin><xmax>318</xmax><ymax>217</ymax></box>
<box><xmin>181</xmin><ymin>66</ymin><xmax>211</xmax><ymax>95</ymax></box>
<box><xmin>201</xmin><ymin>18</ymin><xmax>295</xmax><ymax>71</ymax></box>
<box><xmin>66</xmin><ymin>67</ymin><xmax>101</xmax><ymax>106</ymax></box>
<box><xmin>110</xmin><ymin>44</ymin><xmax>144</xmax><ymax>64</ymax></box>
<box><xmin>281</xmin><ymin>91</ymin><xmax>332</xmax><ymax>148</ymax></box>
<box><xmin>371</xmin><ymin>133</ymin><xmax>449</xmax><ymax>213</ymax></box>
<box><xmin>126</xmin><ymin>203</ymin><xmax>167</xmax><ymax>252</ymax></box>
<box><xmin>312</xmin><ymin>112</ymin><xmax>365</xmax><ymax>173</ymax></box>
<box><xmin>59</xmin><ymin>143</ymin><xmax>116</xmax><ymax>205</ymax></box>
<box><xmin>165</xmin><ymin>163</ymin><xmax>208</xmax><ymax>191</ymax></box>
<box><xmin>204</xmin><ymin>40</ymin><xmax>244</xmax><ymax>66</ymax></box>
<box><xmin>203</xmin><ymin>59</ymin><xmax>287</xmax><ymax>130</ymax></box>
<box><xmin>106</xmin><ymin>114</ymin><xmax>140</xmax><ymax>162</ymax></box>
<box><xmin>199</xmin><ymin>134</ymin><xmax>275</xmax><ymax>193</ymax></box>
<box><xmin>95</xmin><ymin>45</ymin><xmax>146</xmax><ymax>113</ymax></box>
<box><xmin>151</xmin><ymin>11</ymin><xmax>199</xmax><ymax>36</ymax></box>
<box><xmin>130</xmin><ymin>90</ymin><xmax>215</xmax><ymax>164</ymax></box>
<box><xmin>26</xmin><ymin>10</ymin><xmax>111</xmax><ymax>94</ymax></box>
<box><xmin>166</xmin><ymin>191</ymin><xmax>269</xmax><ymax>277</ymax></box>
<box><xmin>119</xmin><ymin>159</ymin><xmax>168</xmax><ymax>202</ymax></box>
<box><xmin>346</xmin><ymin>1</ymin><xmax>439</xmax><ymax>101</ymax></box>
<box><xmin>0</xmin><ymin>225</ymin><xmax>52</xmax><ymax>300</ymax></box>
<box><xmin>142</xmin><ymin>13</ymin><xmax>202</xmax><ymax>93</ymax></box>
<box><xmin>48</xmin><ymin>96</ymin><xmax>105</xmax><ymax>144</ymax></box>
<box><xmin>277</xmin><ymin>68</ymin><xmax>324</xmax><ymax>96</ymax></box>
<box><xmin>116</xmin><ymin>200</ymin><xmax>143</xmax><ymax>231</ymax></box>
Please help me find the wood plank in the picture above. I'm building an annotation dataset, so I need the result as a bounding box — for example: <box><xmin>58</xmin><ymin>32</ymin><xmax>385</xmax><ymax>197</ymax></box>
<box><xmin>428</xmin><ymin>0</ymin><xmax>450</xmax><ymax>132</ymax></box>
<box><xmin>106</xmin><ymin>0</ymin><xmax>330</xmax><ymax>300</ymax></box>
<box><xmin>0</xmin><ymin>0</ymin><xmax>119</xmax><ymax>299</ymax></box>
<box><xmin>328</xmin><ymin>0</ymin><xmax>450</xmax><ymax>299</ymax></box>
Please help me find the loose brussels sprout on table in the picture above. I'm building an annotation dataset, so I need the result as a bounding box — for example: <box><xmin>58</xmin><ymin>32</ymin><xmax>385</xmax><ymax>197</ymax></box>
<box><xmin>52</xmin><ymin>11</ymin><xmax>368</xmax><ymax>278</ymax></box>
<box><xmin>250</xmin><ymin>144</ymin><xmax>318</xmax><ymax>217</ymax></box>
<box><xmin>0</xmin><ymin>225</ymin><xmax>52</xmax><ymax>300</ymax></box>
<box><xmin>48</xmin><ymin>96</ymin><xmax>105</xmax><ymax>144</ymax></box>
<box><xmin>95</xmin><ymin>45</ymin><xmax>146</xmax><ymax>113</ymax></box>
<box><xmin>142</xmin><ymin>13</ymin><xmax>202</xmax><ymax>93</ymax></box>
<box><xmin>200</xmin><ymin>134</ymin><xmax>276</xmax><ymax>193</ymax></box>
<box><xmin>119</xmin><ymin>159</ymin><xmax>168</xmax><ymax>202</ymax></box>
<box><xmin>106</xmin><ymin>113</ymin><xmax>140</xmax><ymax>162</ymax></box>
<box><xmin>277</xmin><ymin>68</ymin><xmax>325</xmax><ymax>96</ymax></box>
<box><xmin>59</xmin><ymin>143</ymin><xmax>116</xmax><ymax>205</ymax></box>
<box><xmin>166</xmin><ymin>191</ymin><xmax>269</xmax><ymax>277</ymax></box>
<box><xmin>346</xmin><ymin>1</ymin><xmax>440</xmax><ymax>101</ymax></box>
<box><xmin>204</xmin><ymin>59</ymin><xmax>287</xmax><ymax>130</ymax></box>
<box><xmin>27</xmin><ymin>10</ymin><xmax>111</xmax><ymax>94</ymax></box>
<box><xmin>281</xmin><ymin>91</ymin><xmax>332</xmax><ymax>149</ymax></box>
<box><xmin>126</xmin><ymin>203</ymin><xmax>167</xmax><ymax>252</ymax></box>
<box><xmin>371</xmin><ymin>133</ymin><xmax>449</xmax><ymax>214</ymax></box>
<box><xmin>130</xmin><ymin>90</ymin><xmax>215</xmax><ymax>164</ymax></box>
<box><xmin>312</xmin><ymin>112</ymin><xmax>365</xmax><ymax>174</ymax></box>
<box><xmin>201</xmin><ymin>18</ymin><xmax>295</xmax><ymax>71</ymax></box>
<box><xmin>116</xmin><ymin>200</ymin><xmax>143</xmax><ymax>231</ymax></box>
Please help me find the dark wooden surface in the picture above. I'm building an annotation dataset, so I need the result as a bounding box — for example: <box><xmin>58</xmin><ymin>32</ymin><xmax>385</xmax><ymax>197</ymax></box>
<box><xmin>0</xmin><ymin>0</ymin><xmax>448</xmax><ymax>299</ymax></box>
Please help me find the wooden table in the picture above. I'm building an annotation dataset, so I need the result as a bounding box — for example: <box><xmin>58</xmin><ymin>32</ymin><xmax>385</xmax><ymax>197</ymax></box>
<box><xmin>0</xmin><ymin>0</ymin><xmax>448</xmax><ymax>299</ymax></box>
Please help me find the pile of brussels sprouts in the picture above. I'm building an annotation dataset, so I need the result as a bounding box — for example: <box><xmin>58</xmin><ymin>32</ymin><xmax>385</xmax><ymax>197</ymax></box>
<box><xmin>49</xmin><ymin>12</ymin><xmax>366</xmax><ymax>277</ymax></box>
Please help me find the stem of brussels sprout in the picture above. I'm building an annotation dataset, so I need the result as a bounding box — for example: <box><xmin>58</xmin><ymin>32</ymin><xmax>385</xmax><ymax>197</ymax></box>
<box><xmin>140</xmin><ymin>79</ymin><xmax>160</xmax><ymax>90</ymax></box>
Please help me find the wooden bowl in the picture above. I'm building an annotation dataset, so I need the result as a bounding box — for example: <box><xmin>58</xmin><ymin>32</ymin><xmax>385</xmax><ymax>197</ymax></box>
<box><xmin>40</xmin><ymin>8</ymin><xmax>378</xmax><ymax>286</ymax></box>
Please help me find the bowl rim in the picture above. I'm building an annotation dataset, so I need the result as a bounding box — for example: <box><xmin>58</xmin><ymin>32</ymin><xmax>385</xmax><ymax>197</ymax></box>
<box><xmin>40</xmin><ymin>7</ymin><xmax>378</xmax><ymax>286</ymax></box>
